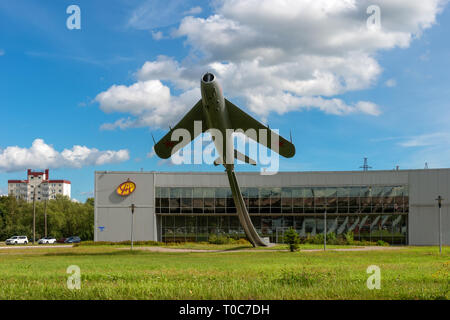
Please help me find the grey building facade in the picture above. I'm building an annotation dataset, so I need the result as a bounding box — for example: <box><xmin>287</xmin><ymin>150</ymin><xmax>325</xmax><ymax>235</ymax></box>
<box><xmin>94</xmin><ymin>169</ymin><xmax>450</xmax><ymax>245</ymax></box>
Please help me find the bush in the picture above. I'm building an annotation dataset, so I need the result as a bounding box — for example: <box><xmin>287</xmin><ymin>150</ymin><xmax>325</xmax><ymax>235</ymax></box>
<box><xmin>328</xmin><ymin>232</ymin><xmax>336</xmax><ymax>243</ymax></box>
<box><xmin>236</xmin><ymin>238</ymin><xmax>251</xmax><ymax>245</ymax></box>
<box><xmin>208</xmin><ymin>234</ymin><xmax>228</xmax><ymax>244</ymax></box>
<box><xmin>296</xmin><ymin>231</ymin><xmax>389</xmax><ymax>247</ymax></box>
<box><xmin>376</xmin><ymin>240</ymin><xmax>390</xmax><ymax>246</ymax></box>
<box><xmin>344</xmin><ymin>231</ymin><xmax>354</xmax><ymax>244</ymax></box>
<box><xmin>283</xmin><ymin>227</ymin><xmax>300</xmax><ymax>252</ymax></box>
<box><xmin>208</xmin><ymin>234</ymin><xmax>250</xmax><ymax>245</ymax></box>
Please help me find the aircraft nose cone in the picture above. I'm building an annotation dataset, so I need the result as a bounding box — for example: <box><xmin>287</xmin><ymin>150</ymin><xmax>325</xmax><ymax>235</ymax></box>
<box><xmin>202</xmin><ymin>72</ymin><xmax>215</xmax><ymax>83</ymax></box>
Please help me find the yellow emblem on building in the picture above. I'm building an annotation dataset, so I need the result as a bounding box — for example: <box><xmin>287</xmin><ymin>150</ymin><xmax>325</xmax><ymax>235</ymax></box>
<box><xmin>116</xmin><ymin>180</ymin><xmax>136</xmax><ymax>196</ymax></box>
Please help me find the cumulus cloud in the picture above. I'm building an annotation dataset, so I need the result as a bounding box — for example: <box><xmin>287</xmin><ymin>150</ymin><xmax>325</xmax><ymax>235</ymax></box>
<box><xmin>98</xmin><ymin>0</ymin><xmax>445</xmax><ymax>128</ymax></box>
<box><xmin>96</xmin><ymin>80</ymin><xmax>199</xmax><ymax>129</ymax></box>
<box><xmin>0</xmin><ymin>139</ymin><xmax>130</xmax><ymax>172</ymax></box>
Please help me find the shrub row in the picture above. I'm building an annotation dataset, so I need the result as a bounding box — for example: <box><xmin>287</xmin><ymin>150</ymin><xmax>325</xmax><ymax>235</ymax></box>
<box><xmin>208</xmin><ymin>234</ymin><xmax>251</xmax><ymax>245</ymax></box>
<box><xmin>283</xmin><ymin>229</ymin><xmax>390</xmax><ymax>251</ymax></box>
<box><xmin>299</xmin><ymin>231</ymin><xmax>389</xmax><ymax>246</ymax></box>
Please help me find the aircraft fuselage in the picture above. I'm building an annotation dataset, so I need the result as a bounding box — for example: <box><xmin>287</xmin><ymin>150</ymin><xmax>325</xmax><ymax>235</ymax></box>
<box><xmin>200</xmin><ymin>73</ymin><xmax>233</xmax><ymax>165</ymax></box>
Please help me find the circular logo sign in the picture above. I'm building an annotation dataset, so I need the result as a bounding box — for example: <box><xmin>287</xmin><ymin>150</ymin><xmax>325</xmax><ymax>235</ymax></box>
<box><xmin>116</xmin><ymin>180</ymin><xmax>136</xmax><ymax>196</ymax></box>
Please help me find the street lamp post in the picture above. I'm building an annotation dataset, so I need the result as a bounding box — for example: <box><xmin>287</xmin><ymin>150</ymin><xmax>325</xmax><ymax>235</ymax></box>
<box><xmin>324</xmin><ymin>205</ymin><xmax>327</xmax><ymax>251</ymax></box>
<box><xmin>43</xmin><ymin>189</ymin><xmax>57</xmax><ymax>237</ymax></box>
<box><xmin>130</xmin><ymin>204</ymin><xmax>135</xmax><ymax>250</ymax></box>
<box><xmin>44</xmin><ymin>199</ymin><xmax>47</xmax><ymax>237</ymax></box>
<box><xmin>436</xmin><ymin>196</ymin><xmax>443</xmax><ymax>254</ymax></box>
<box><xmin>33</xmin><ymin>187</ymin><xmax>37</xmax><ymax>245</ymax></box>
<box><xmin>32</xmin><ymin>180</ymin><xmax>52</xmax><ymax>244</ymax></box>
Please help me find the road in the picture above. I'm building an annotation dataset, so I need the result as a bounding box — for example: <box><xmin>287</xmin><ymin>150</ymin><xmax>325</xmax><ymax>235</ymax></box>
<box><xmin>0</xmin><ymin>245</ymin><xmax>73</xmax><ymax>249</ymax></box>
<box><xmin>125</xmin><ymin>246</ymin><xmax>404</xmax><ymax>253</ymax></box>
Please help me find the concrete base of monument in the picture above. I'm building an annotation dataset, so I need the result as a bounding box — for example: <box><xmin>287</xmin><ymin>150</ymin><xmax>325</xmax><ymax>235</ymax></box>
<box><xmin>264</xmin><ymin>242</ymin><xmax>277</xmax><ymax>248</ymax></box>
<box><xmin>261</xmin><ymin>237</ymin><xmax>277</xmax><ymax>247</ymax></box>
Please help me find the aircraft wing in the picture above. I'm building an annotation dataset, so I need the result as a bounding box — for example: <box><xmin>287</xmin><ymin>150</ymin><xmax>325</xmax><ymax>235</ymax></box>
<box><xmin>154</xmin><ymin>99</ymin><xmax>207</xmax><ymax>159</ymax></box>
<box><xmin>225</xmin><ymin>98</ymin><xmax>295</xmax><ymax>158</ymax></box>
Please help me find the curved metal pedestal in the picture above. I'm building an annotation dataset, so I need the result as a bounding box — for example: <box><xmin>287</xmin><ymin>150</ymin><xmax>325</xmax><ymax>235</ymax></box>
<box><xmin>225</xmin><ymin>165</ymin><xmax>268</xmax><ymax>247</ymax></box>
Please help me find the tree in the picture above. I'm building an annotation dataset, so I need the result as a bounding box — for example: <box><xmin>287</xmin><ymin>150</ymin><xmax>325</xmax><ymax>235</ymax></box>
<box><xmin>0</xmin><ymin>195</ymin><xmax>94</xmax><ymax>241</ymax></box>
<box><xmin>283</xmin><ymin>227</ymin><xmax>300</xmax><ymax>252</ymax></box>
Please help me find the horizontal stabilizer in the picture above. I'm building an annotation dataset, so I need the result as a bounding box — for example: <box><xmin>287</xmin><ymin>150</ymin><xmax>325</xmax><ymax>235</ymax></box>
<box><xmin>213</xmin><ymin>157</ymin><xmax>223</xmax><ymax>166</ymax></box>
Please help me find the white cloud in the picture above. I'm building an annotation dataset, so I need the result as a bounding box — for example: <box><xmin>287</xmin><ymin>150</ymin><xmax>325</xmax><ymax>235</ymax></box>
<box><xmin>79</xmin><ymin>191</ymin><xmax>94</xmax><ymax>197</ymax></box>
<box><xmin>96</xmin><ymin>79</ymin><xmax>199</xmax><ymax>129</ymax></box>
<box><xmin>0</xmin><ymin>139</ymin><xmax>130</xmax><ymax>173</ymax></box>
<box><xmin>385</xmin><ymin>78</ymin><xmax>397</xmax><ymax>87</ymax></box>
<box><xmin>398</xmin><ymin>132</ymin><xmax>450</xmax><ymax>168</ymax></box>
<box><xmin>101</xmin><ymin>0</ymin><xmax>445</xmax><ymax>128</ymax></box>
<box><xmin>128</xmin><ymin>0</ymin><xmax>197</xmax><ymax>29</ymax></box>
<box><xmin>244</xmin><ymin>93</ymin><xmax>381</xmax><ymax>117</ymax></box>
<box><xmin>184</xmin><ymin>6</ymin><xmax>202</xmax><ymax>15</ymax></box>
<box><xmin>420</xmin><ymin>49</ymin><xmax>431</xmax><ymax>61</ymax></box>
<box><xmin>146</xmin><ymin>146</ymin><xmax>156</xmax><ymax>158</ymax></box>
<box><xmin>399</xmin><ymin>132</ymin><xmax>450</xmax><ymax>148</ymax></box>
<box><xmin>0</xmin><ymin>49</ymin><xmax>4</xmax><ymax>56</ymax></box>
<box><xmin>151</xmin><ymin>31</ymin><xmax>164</xmax><ymax>40</ymax></box>
<box><xmin>137</xmin><ymin>56</ymin><xmax>182</xmax><ymax>83</ymax></box>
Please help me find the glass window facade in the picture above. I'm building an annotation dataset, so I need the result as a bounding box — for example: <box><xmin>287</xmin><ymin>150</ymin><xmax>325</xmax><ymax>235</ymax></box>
<box><xmin>156</xmin><ymin>185</ymin><xmax>409</xmax><ymax>244</ymax></box>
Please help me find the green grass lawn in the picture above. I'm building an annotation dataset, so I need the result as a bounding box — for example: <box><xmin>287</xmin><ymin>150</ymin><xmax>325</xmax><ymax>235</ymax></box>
<box><xmin>0</xmin><ymin>245</ymin><xmax>448</xmax><ymax>300</ymax></box>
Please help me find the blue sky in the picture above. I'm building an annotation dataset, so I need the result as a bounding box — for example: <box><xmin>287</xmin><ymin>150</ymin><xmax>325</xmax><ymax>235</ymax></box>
<box><xmin>0</xmin><ymin>0</ymin><xmax>449</xmax><ymax>201</ymax></box>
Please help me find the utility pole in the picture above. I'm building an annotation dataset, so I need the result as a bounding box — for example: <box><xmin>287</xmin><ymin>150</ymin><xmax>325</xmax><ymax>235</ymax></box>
<box><xmin>130</xmin><ymin>204</ymin><xmax>135</xmax><ymax>250</ymax></box>
<box><xmin>435</xmin><ymin>196</ymin><xmax>443</xmax><ymax>254</ymax></box>
<box><xmin>44</xmin><ymin>199</ymin><xmax>47</xmax><ymax>237</ymax></box>
<box><xmin>33</xmin><ymin>187</ymin><xmax>36</xmax><ymax>245</ymax></box>
<box><xmin>43</xmin><ymin>189</ymin><xmax>56</xmax><ymax>238</ymax></box>
<box><xmin>32</xmin><ymin>180</ymin><xmax>49</xmax><ymax>244</ymax></box>
<box><xmin>324</xmin><ymin>205</ymin><xmax>327</xmax><ymax>251</ymax></box>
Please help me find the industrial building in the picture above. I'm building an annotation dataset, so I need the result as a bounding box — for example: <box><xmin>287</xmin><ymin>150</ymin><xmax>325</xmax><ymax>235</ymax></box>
<box><xmin>94</xmin><ymin>169</ymin><xmax>450</xmax><ymax>245</ymax></box>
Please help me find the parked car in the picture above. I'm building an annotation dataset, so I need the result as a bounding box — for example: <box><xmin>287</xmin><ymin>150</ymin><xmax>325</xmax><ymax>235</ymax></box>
<box><xmin>38</xmin><ymin>236</ymin><xmax>57</xmax><ymax>244</ymax></box>
<box><xmin>56</xmin><ymin>237</ymin><xmax>67</xmax><ymax>243</ymax></box>
<box><xmin>6</xmin><ymin>236</ymin><xmax>29</xmax><ymax>245</ymax></box>
<box><xmin>64</xmin><ymin>236</ymin><xmax>81</xmax><ymax>243</ymax></box>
